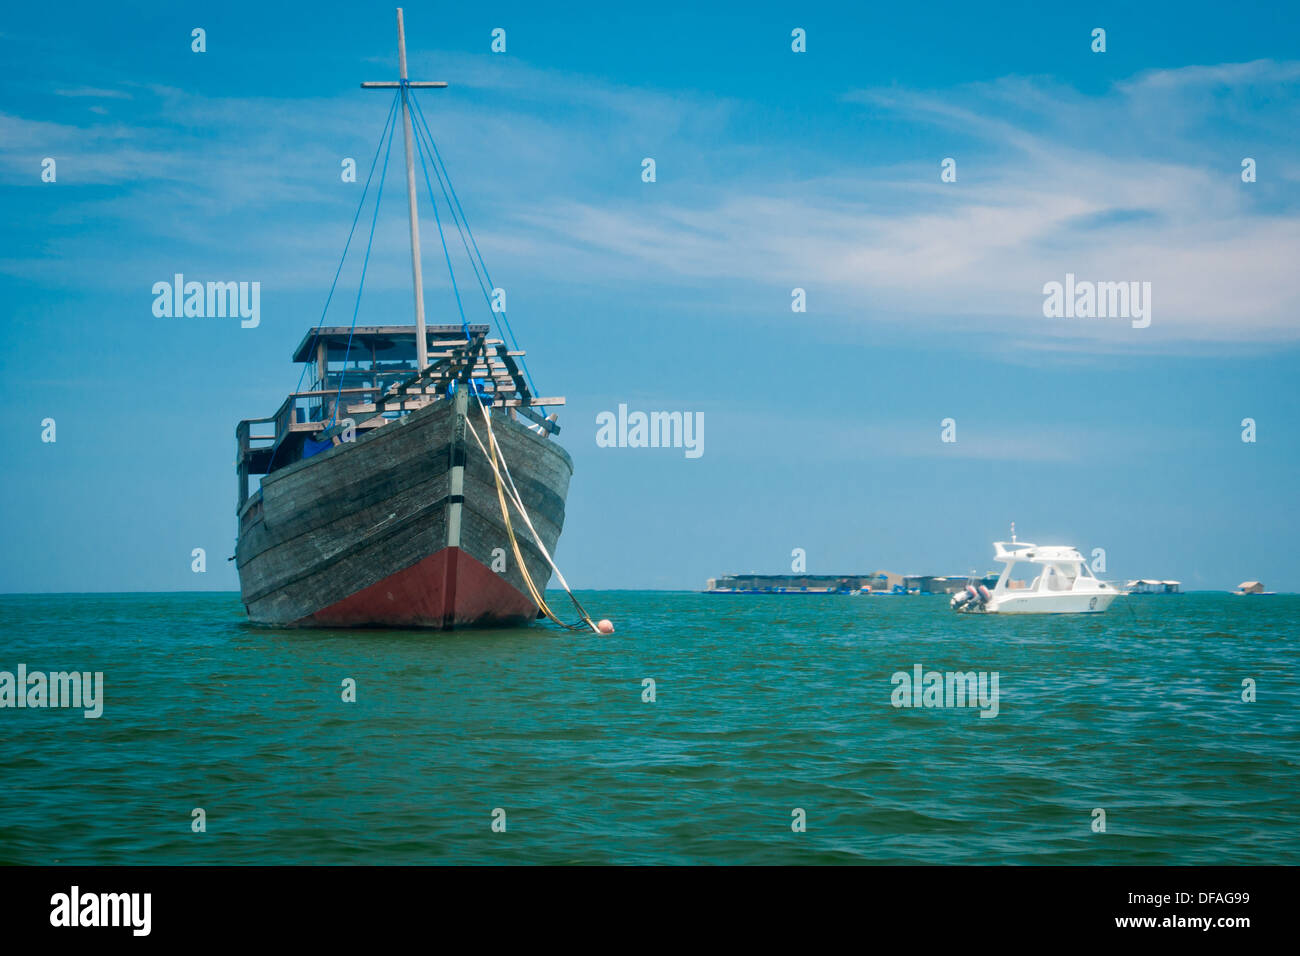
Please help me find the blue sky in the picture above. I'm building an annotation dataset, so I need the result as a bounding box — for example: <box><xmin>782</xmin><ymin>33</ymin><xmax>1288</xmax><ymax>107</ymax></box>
<box><xmin>2</xmin><ymin>0</ymin><xmax>1298</xmax><ymax>593</ymax></box>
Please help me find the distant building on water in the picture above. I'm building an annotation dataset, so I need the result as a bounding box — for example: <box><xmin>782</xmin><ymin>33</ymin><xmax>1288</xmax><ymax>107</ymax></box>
<box><xmin>706</xmin><ymin>571</ymin><xmax>912</xmax><ymax>594</ymax></box>
<box><xmin>1234</xmin><ymin>581</ymin><xmax>1270</xmax><ymax>595</ymax></box>
<box><xmin>704</xmin><ymin>570</ymin><xmax>996</xmax><ymax>595</ymax></box>
<box><xmin>1126</xmin><ymin>579</ymin><xmax>1182</xmax><ymax>595</ymax></box>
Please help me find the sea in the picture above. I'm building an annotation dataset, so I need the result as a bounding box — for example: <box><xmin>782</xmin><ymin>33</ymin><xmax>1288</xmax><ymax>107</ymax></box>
<box><xmin>0</xmin><ymin>591</ymin><xmax>1296</xmax><ymax>865</ymax></box>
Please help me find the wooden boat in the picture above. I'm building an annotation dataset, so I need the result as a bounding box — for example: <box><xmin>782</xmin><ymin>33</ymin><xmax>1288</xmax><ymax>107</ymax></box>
<box><xmin>233</xmin><ymin>11</ymin><xmax>571</xmax><ymax>628</ymax></box>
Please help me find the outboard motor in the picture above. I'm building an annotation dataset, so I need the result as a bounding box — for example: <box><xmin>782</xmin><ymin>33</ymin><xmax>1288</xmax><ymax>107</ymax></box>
<box><xmin>951</xmin><ymin>584</ymin><xmax>990</xmax><ymax>612</ymax></box>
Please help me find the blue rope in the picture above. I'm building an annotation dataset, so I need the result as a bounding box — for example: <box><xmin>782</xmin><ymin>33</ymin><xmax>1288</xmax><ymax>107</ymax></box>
<box><xmin>267</xmin><ymin>92</ymin><xmax>398</xmax><ymax>470</ymax></box>
<box><xmin>332</xmin><ymin>101</ymin><xmax>398</xmax><ymax>425</ymax></box>
<box><xmin>411</xmin><ymin>94</ymin><xmax>520</xmax><ymax>350</ymax></box>
<box><xmin>410</xmin><ymin>102</ymin><xmax>471</xmax><ymax>341</ymax></box>
<box><xmin>409</xmin><ymin>93</ymin><xmax>543</xmax><ymax>402</ymax></box>
<box><xmin>408</xmin><ymin>97</ymin><xmax>494</xmax><ymax>320</ymax></box>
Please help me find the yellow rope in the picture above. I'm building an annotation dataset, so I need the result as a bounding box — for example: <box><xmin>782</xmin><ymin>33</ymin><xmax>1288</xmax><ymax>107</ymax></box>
<box><xmin>469</xmin><ymin>402</ymin><xmax>598</xmax><ymax>632</ymax></box>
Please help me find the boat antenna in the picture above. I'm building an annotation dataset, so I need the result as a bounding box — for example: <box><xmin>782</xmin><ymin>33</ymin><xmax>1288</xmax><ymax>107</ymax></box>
<box><xmin>1010</xmin><ymin>521</ymin><xmax>1016</xmax><ymax>543</ymax></box>
<box><xmin>361</xmin><ymin>8</ymin><xmax>447</xmax><ymax>370</ymax></box>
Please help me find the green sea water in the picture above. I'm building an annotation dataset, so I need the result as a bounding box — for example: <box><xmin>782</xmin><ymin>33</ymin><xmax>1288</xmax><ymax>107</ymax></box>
<box><xmin>0</xmin><ymin>591</ymin><xmax>1296</xmax><ymax>865</ymax></box>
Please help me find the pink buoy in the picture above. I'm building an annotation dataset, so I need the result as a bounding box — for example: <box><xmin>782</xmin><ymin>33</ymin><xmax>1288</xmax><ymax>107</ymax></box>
<box><xmin>596</xmin><ymin>619</ymin><xmax>615</xmax><ymax>634</ymax></box>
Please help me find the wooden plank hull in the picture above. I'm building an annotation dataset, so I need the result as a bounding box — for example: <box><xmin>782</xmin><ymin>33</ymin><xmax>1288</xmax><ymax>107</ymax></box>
<box><xmin>235</xmin><ymin>397</ymin><xmax>572</xmax><ymax>628</ymax></box>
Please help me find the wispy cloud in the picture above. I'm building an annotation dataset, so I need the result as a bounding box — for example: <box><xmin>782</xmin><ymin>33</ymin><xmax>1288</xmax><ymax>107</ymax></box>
<box><xmin>3</xmin><ymin>56</ymin><xmax>1298</xmax><ymax>352</ymax></box>
<box><xmin>505</xmin><ymin>60</ymin><xmax>1300</xmax><ymax>349</ymax></box>
<box><xmin>54</xmin><ymin>86</ymin><xmax>133</xmax><ymax>99</ymax></box>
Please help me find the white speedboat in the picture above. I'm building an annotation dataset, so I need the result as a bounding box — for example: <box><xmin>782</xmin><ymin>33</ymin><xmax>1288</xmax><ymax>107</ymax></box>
<box><xmin>951</xmin><ymin>538</ymin><xmax>1121</xmax><ymax>614</ymax></box>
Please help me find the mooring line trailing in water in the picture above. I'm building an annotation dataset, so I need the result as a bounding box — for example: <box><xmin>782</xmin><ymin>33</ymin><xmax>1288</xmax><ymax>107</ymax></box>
<box><xmin>463</xmin><ymin>399</ymin><xmax>599</xmax><ymax>633</ymax></box>
<box><xmin>475</xmin><ymin>411</ymin><xmax>586</xmax><ymax>612</ymax></box>
<box><xmin>465</xmin><ymin>410</ymin><xmax>597</xmax><ymax>633</ymax></box>
<box><xmin>467</xmin><ymin>413</ymin><xmax>584</xmax><ymax>630</ymax></box>
<box><xmin>483</xmin><ymin>427</ymin><xmax>568</xmax><ymax>628</ymax></box>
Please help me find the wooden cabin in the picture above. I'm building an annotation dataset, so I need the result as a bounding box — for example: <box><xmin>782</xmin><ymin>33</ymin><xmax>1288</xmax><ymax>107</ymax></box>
<box><xmin>235</xmin><ymin>324</ymin><xmax>562</xmax><ymax>510</ymax></box>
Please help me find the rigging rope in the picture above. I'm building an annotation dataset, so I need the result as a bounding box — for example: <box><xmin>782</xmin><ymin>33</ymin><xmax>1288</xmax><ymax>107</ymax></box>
<box><xmin>410</xmin><ymin>105</ymin><xmax>471</xmax><ymax>340</ymax></box>
<box><xmin>261</xmin><ymin>92</ymin><xmax>599</xmax><ymax>631</ymax></box>
<box><xmin>407</xmin><ymin>94</ymin><xmax>595</xmax><ymax>629</ymax></box>
<box><xmin>331</xmin><ymin>97</ymin><xmax>399</xmax><ymax>426</ymax></box>
<box><xmin>267</xmin><ymin>92</ymin><xmax>399</xmax><ymax>471</ymax></box>
<box><xmin>409</xmin><ymin>100</ymin><xmax>491</xmax><ymax>334</ymax></box>
<box><xmin>408</xmin><ymin>92</ymin><xmax>544</xmax><ymax>406</ymax></box>
<box><xmin>408</xmin><ymin>94</ymin><xmax>596</xmax><ymax>631</ymax></box>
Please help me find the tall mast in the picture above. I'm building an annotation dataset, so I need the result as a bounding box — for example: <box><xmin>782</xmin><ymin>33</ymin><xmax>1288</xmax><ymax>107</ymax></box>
<box><xmin>395</xmin><ymin>9</ymin><xmax>428</xmax><ymax>370</ymax></box>
<box><xmin>361</xmin><ymin>8</ymin><xmax>447</xmax><ymax>371</ymax></box>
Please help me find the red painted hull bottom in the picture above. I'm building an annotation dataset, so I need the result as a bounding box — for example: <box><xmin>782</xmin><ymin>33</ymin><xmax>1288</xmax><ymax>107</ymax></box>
<box><xmin>297</xmin><ymin>547</ymin><xmax>539</xmax><ymax>629</ymax></box>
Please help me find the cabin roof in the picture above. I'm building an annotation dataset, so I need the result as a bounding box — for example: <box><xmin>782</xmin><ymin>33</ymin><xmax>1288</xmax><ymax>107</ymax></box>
<box><xmin>992</xmin><ymin>541</ymin><xmax>1084</xmax><ymax>562</ymax></box>
<box><xmin>292</xmin><ymin>324</ymin><xmax>491</xmax><ymax>363</ymax></box>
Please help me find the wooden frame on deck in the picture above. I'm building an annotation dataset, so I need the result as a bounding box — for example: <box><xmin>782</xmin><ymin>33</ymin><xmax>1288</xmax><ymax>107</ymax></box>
<box><xmin>236</xmin><ymin>325</ymin><xmax>564</xmax><ymax>510</ymax></box>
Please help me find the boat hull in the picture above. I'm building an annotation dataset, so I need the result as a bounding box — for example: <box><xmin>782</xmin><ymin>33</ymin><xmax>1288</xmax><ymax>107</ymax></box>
<box><xmin>987</xmin><ymin>591</ymin><xmax>1119</xmax><ymax>614</ymax></box>
<box><xmin>235</xmin><ymin>398</ymin><xmax>572</xmax><ymax>628</ymax></box>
